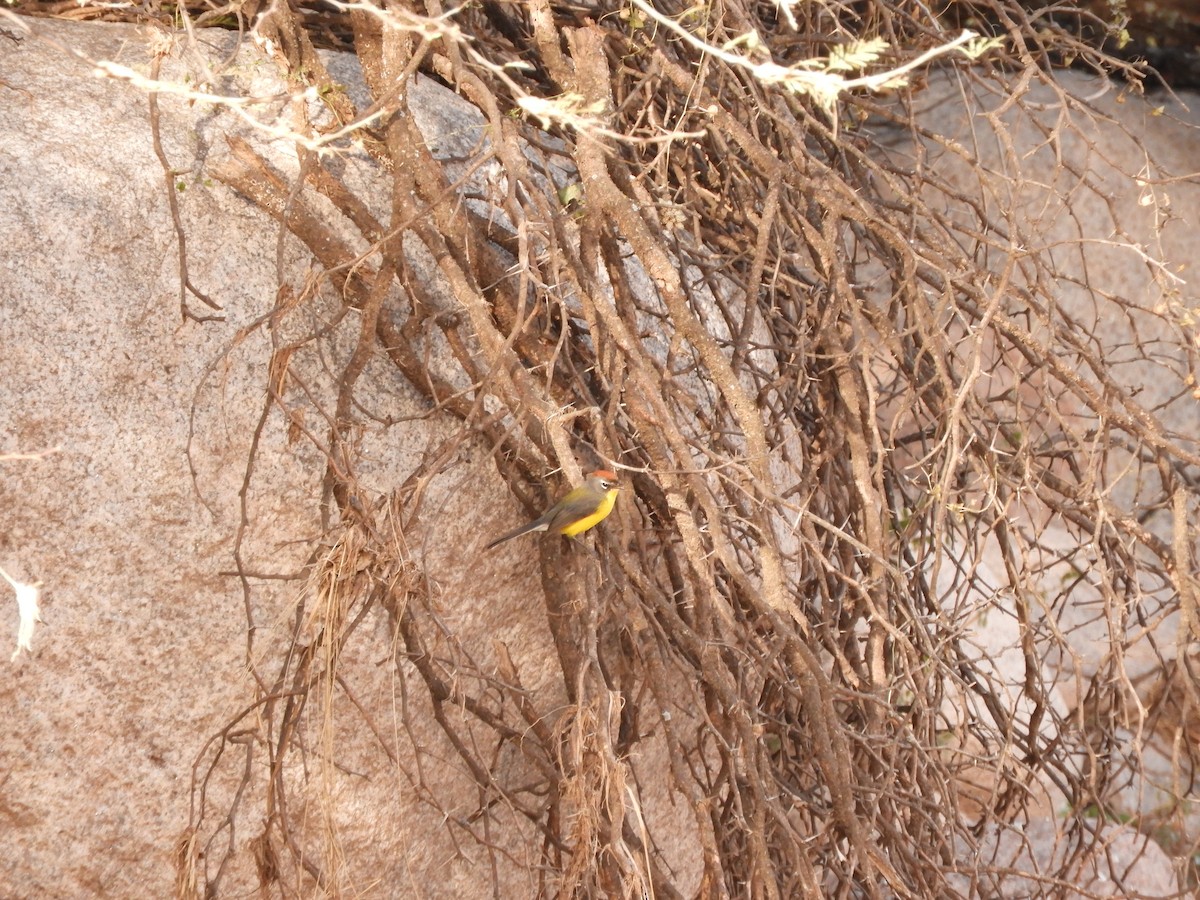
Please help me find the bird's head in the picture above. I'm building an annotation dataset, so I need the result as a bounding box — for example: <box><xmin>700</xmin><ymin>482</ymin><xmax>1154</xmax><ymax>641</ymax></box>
<box><xmin>587</xmin><ymin>469</ymin><xmax>620</xmax><ymax>493</ymax></box>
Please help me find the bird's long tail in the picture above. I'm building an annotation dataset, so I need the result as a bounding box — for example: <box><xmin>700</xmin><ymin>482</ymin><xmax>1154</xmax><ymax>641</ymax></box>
<box><xmin>484</xmin><ymin>521</ymin><xmax>547</xmax><ymax>550</ymax></box>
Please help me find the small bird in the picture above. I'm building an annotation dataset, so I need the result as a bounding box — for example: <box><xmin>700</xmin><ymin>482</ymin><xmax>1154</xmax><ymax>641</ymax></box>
<box><xmin>485</xmin><ymin>469</ymin><xmax>620</xmax><ymax>550</ymax></box>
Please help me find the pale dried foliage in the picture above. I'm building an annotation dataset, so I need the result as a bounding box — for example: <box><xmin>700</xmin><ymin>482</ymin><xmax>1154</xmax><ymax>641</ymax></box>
<box><xmin>156</xmin><ymin>0</ymin><xmax>1200</xmax><ymax>896</ymax></box>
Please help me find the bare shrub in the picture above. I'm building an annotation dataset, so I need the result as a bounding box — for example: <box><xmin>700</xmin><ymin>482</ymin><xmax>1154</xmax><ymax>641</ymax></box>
<box><xmin>89</xmin><ymin>0</ymin><xmax>1196</xmax><ymax>895</ymax></box>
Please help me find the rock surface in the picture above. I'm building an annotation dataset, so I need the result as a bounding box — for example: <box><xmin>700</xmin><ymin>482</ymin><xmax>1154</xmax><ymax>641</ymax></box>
<box><xmin>0</xmin><ymin>16</ymin><xmax>1193</xmax><ymax>898</ymax></box>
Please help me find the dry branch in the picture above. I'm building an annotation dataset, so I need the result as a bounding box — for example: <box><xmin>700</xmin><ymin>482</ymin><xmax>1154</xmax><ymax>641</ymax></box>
<box><xmin>158</xmin><ymin>0</ymin><xmax>1200</xmax><ymax>895</ymax></box>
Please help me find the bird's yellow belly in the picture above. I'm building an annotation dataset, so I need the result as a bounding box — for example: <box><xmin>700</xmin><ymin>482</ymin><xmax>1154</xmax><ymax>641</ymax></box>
<box><xmin>559</xmin><ymin>489</ymin><xmax>617</xmax><ymax>537</ymax></box>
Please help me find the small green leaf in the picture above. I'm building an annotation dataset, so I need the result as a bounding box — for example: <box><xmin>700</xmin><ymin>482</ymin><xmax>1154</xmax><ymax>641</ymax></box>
<box><xmin>826</xmin><ymin>37</ymin><xmax>889</xmax><ymax>73</ymax></box>
<box><xmin>558</xmin><ymin>183</ymin><xmax>583</xmax><ymax>207</ymax></box>
<box><xmin>959</xmin><ymin>36</ymin><xmax>1005</xmax><ymax>60</ymax></box>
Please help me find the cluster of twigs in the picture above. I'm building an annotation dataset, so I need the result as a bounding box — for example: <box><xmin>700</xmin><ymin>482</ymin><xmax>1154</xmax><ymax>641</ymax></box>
<box><xmin>155</xmin><ymin>0</ymin><xmax>1200</xmax><ymax>896</ymax></box>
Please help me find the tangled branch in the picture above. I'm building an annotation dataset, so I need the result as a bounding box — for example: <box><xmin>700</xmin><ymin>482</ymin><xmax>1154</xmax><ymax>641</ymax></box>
<box><xmin>157</xmin><ymin>0</ymin><xmax>1200</xmax><ymax>895</ymax></box>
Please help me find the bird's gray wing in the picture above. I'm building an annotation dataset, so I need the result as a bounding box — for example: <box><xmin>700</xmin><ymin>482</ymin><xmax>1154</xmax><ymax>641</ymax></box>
<box><xmin>547</xmin><ymin>493</ymin><xmax>600</xmax><ymax>534</ymax></box>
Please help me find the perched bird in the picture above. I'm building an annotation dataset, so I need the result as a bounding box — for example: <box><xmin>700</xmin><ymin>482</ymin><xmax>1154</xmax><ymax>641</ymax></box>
<box><xmin>485</xmin><ymin>469</ymin><xmax>620</xmax><ymax>550</ymax></box>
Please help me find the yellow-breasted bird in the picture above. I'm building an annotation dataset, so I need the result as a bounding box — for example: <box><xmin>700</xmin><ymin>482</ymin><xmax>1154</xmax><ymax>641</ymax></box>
<box><xmin>484</xmin><ymin>469</ymin><xmax>620</xmax><ymax>550</ymax></box>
